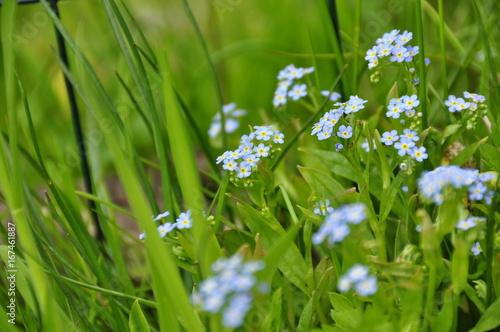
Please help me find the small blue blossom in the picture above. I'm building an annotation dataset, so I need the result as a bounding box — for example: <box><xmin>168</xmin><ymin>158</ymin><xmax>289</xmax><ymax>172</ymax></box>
<box><xmin>321</xmin><ymin>90</ymin><xmax>342</xmax><ymax>102</ymax></box>
<box><xmin>193</xmin><ymin>254</ymin><xmax>266</xmax><ymax>328</ymax></box>
<box><xmin>254</xmin><ymin>126</ymin><xmax>273</xmax><ymax>141</ymax></box>
<box><xmin>445</xmin><ymin>95</ymin><xmax>460</xmax><ymax>112</ymax></box>
<box><xmin>337</xmin><ymin>264</ymin><xmax>378</xmax><ymax>296</ymax></box>
<box><xmin>236</xmin><ymin>162</ymin><xmax>252</xmax><ymax>178</ymax></box>
<box><xmin>471</xmin><ymin>242</ymin><xmax>483</xmax><ymax>255</ymax></box>
<box><xmin>254</xmin><ymin>143</ymin><xmax>270</xmax><ymax>157</ymax></box>
<box><xmin>153</xmin><ymin>211</ymin><xmax>170</xmax><ymax>221</ymax></box>
<box><xmin>272</xmin><ymin>130</ymin><xmax>285</xmax><ymax>144</ymax></box>
<box><xmin>394</xmin><ymin>139</ymin><xmax>416</xmax><ymax>156</ymax></box>
<box><xmin>314</xmin><ymin>199</ymin><xmax>334</xmax><ymax>216</ymax></box>
<box><xmin>381</xmin><ymin>130</ymin><xmax>399</xmax><ymax>146</ymax></box>
<box><xmin>157</xmin><ymin>222</ymin><xmax>177</xmax><ymax>238</ymax></box>
<box><xmin>208</xmin><ymin>103</ymin><xmax>247</xmax><ymax>139</ymax></box>
<box><xmin>288</xmin><ymin>84</ymin><xmax>308</xmax><ymax>101</ymax></box>
<box><xmin>456</xmin><ymin>217</ymin><xmax>477</xmax><ymax>231</ymax></box>
<box><xmin>222</xmin><ymin>159</ymin><xmax>238</xmax><ymax>171</ymax></box>
<box><xmin>337</xmin><ymin>125</ymin><xmax>353</xmax><ymax>139</ymax></box>
<box><xmin>243</xmin><ymin>154</ymin><xmax>260</xmax><ymax>167</ymax></box>
<box><xmin>410</xmin><ymin>146</ymin><xmax>428</xmax><ymax>162</ymax></box>
<box><xmin>355</xmin><ymin>275</ymin><xmax>379</xmax><ymax>296</ymax></box>
<box><xmin>176</xmin><ymin>210</ymin><xmax>193</xmax><ymax>229</ymax></box>
<box><xmin>390</xmin><ymin>47</ymin><xmax>410</xmax><ymax>63</ymax></box>
<box><xmin>312</xmin><ymin>203</ymin><xmax>367</xmax><ymax>246</ymax></box>
<box><xmin>335</xmin><ymin>143</ymin><xmax>344</xmax><ymax>151</ymax></box>
<box><xmin>362</xmin><ymin>139</ymin><xmax>377</xmax><ymax>152</ymax></box>
<box><xmin>386</xmin><ymin>103</ymin><xmax>405</xmax><ymax>119</ymax></box>
<box><xmin>346</xmin><ymin>264</ymin><xmax>370</xmax><ymax>282</ymax></box>
<box><xmin>469</xmin><ymin>182</ymin><xmax>487</xmax><ymax>200</ymax></box>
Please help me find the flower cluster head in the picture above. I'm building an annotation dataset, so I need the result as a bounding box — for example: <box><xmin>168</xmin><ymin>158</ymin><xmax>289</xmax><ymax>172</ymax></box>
<box><xmin>311</xmin><ymin>95</ymin><xmax>367</xmax><ymax>141</ymax></box>
<box><xmin>312</xmin><ymin>203</ymin><xmax>367</xmax><ymax>245</ymax></box>
<box><xmin>138</xmin><ymin>210</ymin><xmax>193</xmax><ymax>240</ymax></box>
<box><xmin>208</xmin><ymin>103</ymin><xmax>247</xmax><ymax>139</ymax></box>
<box><xmin>192</xmin><ymin>254</ymin><xmax>266</xmax><ymax>328</ymax></box>
<box><xmin>365</xmin><ymin>30</ymin><xmax>419</xmax><ymax>69</ymax></box>
<box><xmin>445</xmin><ymin>92</ymin><xmax>488</xmax><ymax>129</ymax></box>
<box><xmin>273</xmin><ymin>64</ymin><xmax>314</xmax><ymax>107</ymax></box>
<box><xmin>337</xmin><ymin>264</ymin><xmax>378</xmax><ymax>296</ymax></box>
<box><xmin>386</xmin><ymin>95</ymin><xmax>420</xmax><ymax>120</ymax></box>
<box><xmin>216</xmin><ymin>125</ymin><xmax>284</xmax><ymax>179</ymax></box>
<box><xmin>418</xmin><ymin>165</ymin><xmax>495</xmax><ymax>205</ymax></box>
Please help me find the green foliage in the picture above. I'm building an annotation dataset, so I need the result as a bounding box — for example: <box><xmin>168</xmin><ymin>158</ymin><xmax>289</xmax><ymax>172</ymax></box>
<box><xmin>0</xmin><ymin>0</ymin><xmax>499</xmax><ymax>330</ymax></box>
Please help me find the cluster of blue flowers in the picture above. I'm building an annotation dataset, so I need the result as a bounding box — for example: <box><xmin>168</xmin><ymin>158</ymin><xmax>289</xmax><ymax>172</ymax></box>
<box><xmin>365</xmin><ymin>30</ymin><xmax>419</xmax><ymax>69</ymax></box>
<box><xmin>208</xmin><ymin>103</ymin><xmax>247</xmax><ymax>139</ymax></box>
<box><xmin>192</xmin><ymin>254</ymin><xmax>266</xmax><ymax>328</ymax></box>
<box><xmin>311</xmin><ymin>95</ymin><xmax>368</xmax><ymax>141</ymax></box>
<box><xmin>445</xmin><ymin>92</ymin><xmax>485</xmax><ymax>113</ymax></box>
<box><xmin>216</xmin><ymin>125</ymin><xmax>285</xmax><ymax>179</ymax></box>
<box><xmin>337</xmin><ymin>264</ymin><xmax>378</xmax><ymax>296</ymax></box>
<box><xmin>273</xmin><ymin>64</ymin><xmax>314</xmax><ymax>107</ymax></box>
<box><xmin>138</xmin><ymin>210</ymin><xmax>193</xmax><ymax>240</ymax></box>
<box><xmin>386</xmin><ymin>94</ymin><xmax>420</xmax><ymax>120</ymax></box>
<box><xmin>418</xmin><ymin>165</ymin><xmax>495</xmax><ymax>205</ymax></box>
<box><xmin>381</xmin><ymin>128</ymin><xmax>428</xmax><ymax>162</ymax></box>
<box><xmin>445</xmin><ymin>92</ymin><xmax>488</xmax><ymax>129</ymax></box>
<box><xmin>312</xmin><ymin>203</ymin><xmax>367</xmax><ymax>245</ymax></box>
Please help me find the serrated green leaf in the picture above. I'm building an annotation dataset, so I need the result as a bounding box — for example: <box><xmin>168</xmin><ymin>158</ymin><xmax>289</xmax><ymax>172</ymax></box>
<box><xmin>329</xmin><ymin>293</ymin><xmax>363</xmax><ymax>329</ymax></box>
<box><xmin>129</xmin><ymin>300</ymin><xmax>150</xmax><ymax>332</ymax></box>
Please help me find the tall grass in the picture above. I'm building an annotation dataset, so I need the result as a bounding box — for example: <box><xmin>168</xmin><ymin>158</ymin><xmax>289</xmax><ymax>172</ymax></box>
<box><xmin>0</xmin><ymin>0</ymin><xmax>499</xmax><ymax>331</ymax></box>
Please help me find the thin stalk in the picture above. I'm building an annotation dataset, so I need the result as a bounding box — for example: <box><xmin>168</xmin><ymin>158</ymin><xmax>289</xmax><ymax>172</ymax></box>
<box><xmin>49</xmin><ymin>0</ymin><xmax>103</xmax><ymax>241</ymax></box>
<box><xmin>59</xmin><ymin>276</ymin><xmax>156</xmax><ymax>308</ymax></box>
<box><xmin>485</xmin><ymin>176</ymin><xmax>499</xmax><ymax>305</ymax></box>
<box><xmin>179</xmin><ymin>0</ymin><xmax>226</xmax><ymax>149</ymax></box>
<box><xmin>352</xmin><ymin>0</ymin><xmax>362</xmax><ymax>92</ymax></box>
<box><xmin>415</xmin><ymin>0</ymin><xmax>428</xmax><ymax>129</ymax></box>
<box><xmin>438</xmin><ymin>0</ymin><xmax>448</xmax><ymax>97</ymax></box>
<box><xmin>327</xmin><ymin>0</ymin><xmax>348</xmax><ymax>97</ymax></box>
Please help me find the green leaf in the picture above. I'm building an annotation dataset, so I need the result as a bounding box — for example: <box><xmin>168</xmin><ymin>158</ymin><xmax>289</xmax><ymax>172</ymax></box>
<box><xmin>298</xmin><ymin>166</ymin><xmax>346</xmax><ymax>199</ymax></box>
<box><xmin>480</xmin><ymin>144</ymin><xmax>500</xmax><ymax>172</ymax></box>
<box><xmin>442</xmin><ymin>124</ymin><xmax>463</xmax><ymax>140</ymax></box>
<box><xmin>431</xmin><ymin>288</ymin><xmax>454</xmax><ymax>332</ymax></box>
<box><xmin>299</xmin><ymin>148</ymin><xmax>357</xmax><ymax>182</ymax></box>
<box><xmin>468</xmin><ymin>296</ymin><xmax>500</xmax><ymax>332</ymax></box>
<box><xmin>451</xmin><ymin>237</ymin><xmax>469</xmax><ymax>295</ymax></box>
<box><xmin>235</xmin><ymin>199</ymin><xmax>309</xmax><ymax>294</ymax></box>
<box><xmin>129</xmin><ymin>300</ymin><xmax>151</xmax><ymax>332</ymax></box>
<box><xmin>490</xmin><ymin>124</ymin><xmax>500</xmax><ymax>148</ymax></box>
<box><xmin>297</xmin><ymin>292</ymin><xmax>319</xmax><ymax>332</ymax></box>
<box><xmin>450</xmin><ymin>137</ymin><xmax>488</xmax><ymax>166</ymax></box>
<box><xmin>329</xmin><ymin>293</ymin><xmax>363</xmax><ymax>330</ymax></box>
